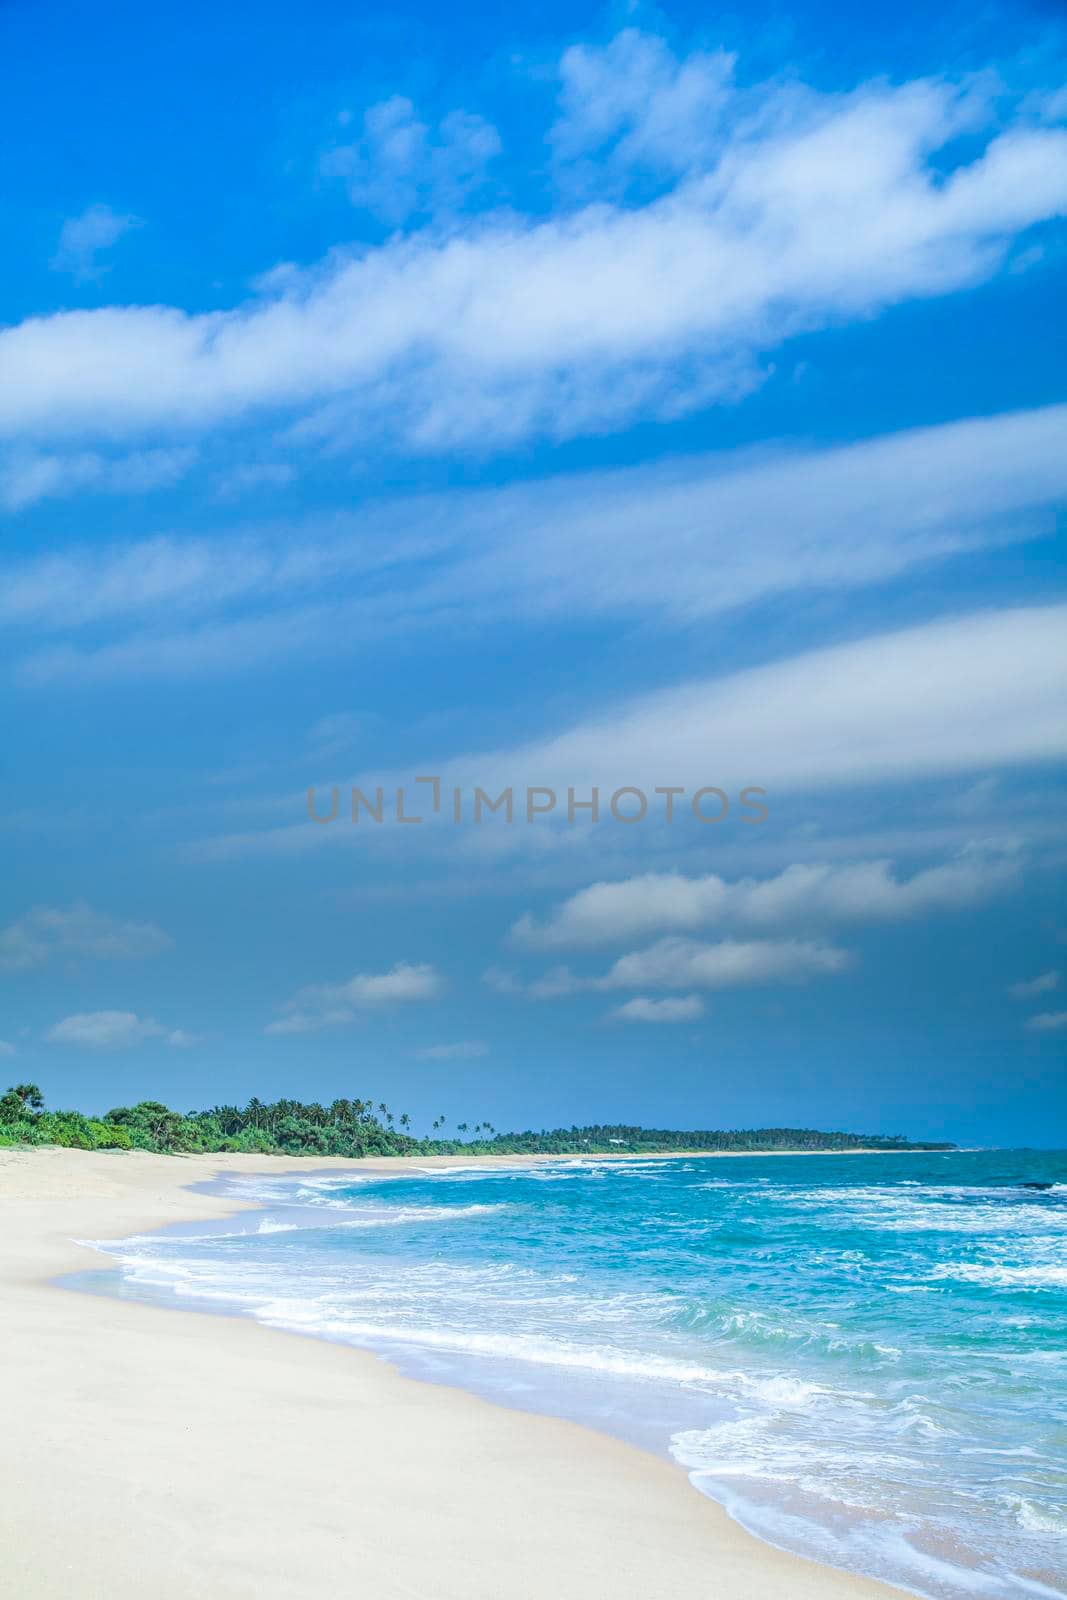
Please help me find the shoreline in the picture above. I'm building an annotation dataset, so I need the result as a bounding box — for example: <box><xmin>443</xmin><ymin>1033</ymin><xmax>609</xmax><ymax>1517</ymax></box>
<box><xmin>1</xmin><ymin>1146</ymin><xmax>908</xmax><ymax>1600</ymax></box>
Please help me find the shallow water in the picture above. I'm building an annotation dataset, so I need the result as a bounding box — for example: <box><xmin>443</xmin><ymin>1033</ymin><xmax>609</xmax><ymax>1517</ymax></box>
<box><xmin>79</xmin><ymin>1150</ymin><xmax>1067</xmax><ymax>1600</ymax></box>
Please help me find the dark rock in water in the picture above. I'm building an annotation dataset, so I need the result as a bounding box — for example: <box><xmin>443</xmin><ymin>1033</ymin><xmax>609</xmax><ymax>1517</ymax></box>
<box><xmin>1020</xmin><ymin>1181</ymin><xmax>1053</xmax><ymax>1190</ymax></box>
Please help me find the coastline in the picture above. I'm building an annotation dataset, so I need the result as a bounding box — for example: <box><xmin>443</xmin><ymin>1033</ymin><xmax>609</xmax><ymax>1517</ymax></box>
<box><xmin>0</xmin><ymin>1147</ymin><xmax>908</xmax><ymax>1600</ymax></box>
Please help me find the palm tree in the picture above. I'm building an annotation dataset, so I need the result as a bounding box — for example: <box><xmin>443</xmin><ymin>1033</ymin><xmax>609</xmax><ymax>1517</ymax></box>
<box><xmin>399</xmin><ymin>1113</ymin><xmax>410</xmax><ymax>1131</ymax></box>
<box><xmin>13</xmin><ymin>1083</ymin><xmax>44</xmax><ymax>1112</ymax></box>
<box><xmin>215</xmin><ymin>1103</ymin><xmax>242</xmax><ymax>1135</ymax></box>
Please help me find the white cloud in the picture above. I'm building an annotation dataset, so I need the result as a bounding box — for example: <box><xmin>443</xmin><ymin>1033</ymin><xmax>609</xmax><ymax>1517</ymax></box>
<box><xmin>0</xmin><ymin>1040</ymin><xmax>16</xmax><ymax>1057</ymax></box>
<box><xmin>0</xmin><ymin>903</ymin><xmax>172</xmax><ymax>972</ymax></box>
<box><xmin>1025</xmin><ymin>1010</ymin><xmax>1067</xmax><ymax>1033</ymax></box>
<box><xmin>483</xmin><ymin>964</ymin><xmax>584</xmax><ymax>999</ymax></box>
<box><xmin>513</xmin><ymin>855</ymin><xmax>1019</xmax><ymax>948</ymax></box>
<box><xmin>187</xmin><ymin>602</ymin><xmax>1067</xmax><ymax>862</ymax></box>
<box><xmin>610</xmin><ymin>995</ymin><xmax>705</xmax><ymax>1023</ymax></box>
<box><xmin>2</xmin><ymin>518</ymin><xmax>441</xmax><ymax>637</ymax></box>
<box><xmin>322</xmin><ymin>96</ymin><xmax>501</xmax><ymax>222</ymax></box>
<box><xmin>552</xmin><ymin>31</ymin><xmax>736</xmax><ymax>181</ymax></box>
<box><xmin>8</xmin><ymin>404</ymin><xmax>1067</xmax><ymax>683</ymax></box>
<box><xmin>415</xmin><ymin>1039</ymin><xmax>489</xmax><ymax>1058</ymax></box>
<box><xmin>45</xmin><ymin>1011</ymin><xmax>191</xmax><ymax>1050</ymax></box>
<box><xmin>263</xmin><ymin>1010</ymin><xmax>347</xmax><ymax>1036</ymax></box>
<box><xmin>433</xmin><ymin>405</ymin><xmax>1067</xmax><ymax>627</ymax></box>
<box><xmin>455</xmin><ymin>604</ymin><xmax>1067</xmax><ymax>804</ymax></box>
<box><xmin>950</xmin><ymin>776</ymin><xmax>1001</xmax><ymax>817</ymax></box>
<box><xmin>493</xmin><ymin>937</ymin><xmax>849</xmax><ymax>999</ymax></box>
<box><xmin>214</xmin><ymin>461</ymin><xmax>295</xmax><ymax>499</ymax></box>
<box><xmin>1009</xmin><ymin>970</ymin><xmax>1061</xmax><ymax>999</ymax></box>
<box><xmin>599</xmin><ymin>936</ymin><xmax>850</xmax><ymax>990</ymax></box>
<box><xmin>51</xmin><ymin>203</ymin><xmax>139</xmax><ymax>281</ymax></box>
<box><xmin>307</xmin><ymin>711</ymin><xmax>378</xmax><ymax>756</ymax></box>
<box><xmin>267</xmin><ymin>961</ymin><xmax>443</xmax><ymax>1034</ymax></box>
<box><xmin>5</xmin><ymin>63</ymin><xmax>1067</xmax><ymax>452</ymax></box>
<box><xmin>0</xmin><ymin>446</ymin><xmax>192</xmax><ymax>513</ymax></box>
<box><xmin>483</xmin><ymin>967</ymin><xmax>524</xmax><ymax>997</ymax></box>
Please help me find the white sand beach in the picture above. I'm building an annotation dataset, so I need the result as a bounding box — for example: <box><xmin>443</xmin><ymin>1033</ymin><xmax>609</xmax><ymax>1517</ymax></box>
<box><xmin>0</xmin><ymin>1147</ymin><xmax>907</xmax><ymax>1600</ymax></box>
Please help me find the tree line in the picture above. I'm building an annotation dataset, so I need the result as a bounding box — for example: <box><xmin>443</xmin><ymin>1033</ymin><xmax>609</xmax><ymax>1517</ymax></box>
<box><xmin>0</xmin><ymin>1083</ymin><xmax>955</xmax><ymax>1156</ymax></box>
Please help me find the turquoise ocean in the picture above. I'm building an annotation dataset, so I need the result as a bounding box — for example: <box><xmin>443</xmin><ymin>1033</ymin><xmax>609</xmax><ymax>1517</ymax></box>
<box><xmin>83</xmin><ymin>1151</ymin><xmax>1067</xmax><ymax>1599</ymax></box>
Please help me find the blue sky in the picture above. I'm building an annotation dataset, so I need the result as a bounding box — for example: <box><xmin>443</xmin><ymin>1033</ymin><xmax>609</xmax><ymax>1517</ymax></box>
<box><xmin>2</xmin><ymin>0</ymin><xmax>1065</xmax><ymax>1145</ymax></box>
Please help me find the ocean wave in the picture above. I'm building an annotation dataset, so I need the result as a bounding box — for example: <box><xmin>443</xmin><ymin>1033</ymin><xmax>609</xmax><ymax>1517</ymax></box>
<box><xmin>247</xmin><ymin>1310</ymin><xmax>837</xmax><ymax>1405</ymax></box>
<box><xmin>671</xmin><ymin>1401</ymin><xmax>1066</xmax><ymax>1600</ymax></box>
<box><xmin>329</xmin><ymin>1203</ymin><xmax>510</xmax><ymax>1227</ymax></box>
<box><xmin>688</xmin><ymin>1475</ymin><xmax>1067</xmax><ymax>1600</ymax></box>
<box><xmin>998</xmin><ymin>1497</ymin><xmax>1067</xmax><ymax>1536</ymax></box>
<box><xmin>656</xmin><ymin>1299</ymin><xmax>903</xmax><ymax>1362</ymax></box>
<box><xmin>411</xmin><ymin>1164</ymin><xmax>505</xmax><ymax>1176</ymax></box>
<box><xmin>777</xmin><ymin>1196</ymin><xmax>1067</xmax><ymax>1238</ymax></box>
<box><xmin>929</xmin><ymin>1262</ymin><xmax>1067</xmax><ymax>1290</ymax></box>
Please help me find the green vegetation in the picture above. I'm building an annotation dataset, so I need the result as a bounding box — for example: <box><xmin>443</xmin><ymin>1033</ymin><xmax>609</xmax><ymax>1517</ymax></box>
<box><xmin>0</xmin><ymin>1083</ymin><xmax>955</xmax><ymax>1156</ymax></box>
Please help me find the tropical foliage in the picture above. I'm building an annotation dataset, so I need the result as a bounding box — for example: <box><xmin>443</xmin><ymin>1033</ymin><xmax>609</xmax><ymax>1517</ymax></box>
<box><xmin>0</xmin><ymin>1084</ymin><xmax>955</xmax><ymax>1156</ymax></box>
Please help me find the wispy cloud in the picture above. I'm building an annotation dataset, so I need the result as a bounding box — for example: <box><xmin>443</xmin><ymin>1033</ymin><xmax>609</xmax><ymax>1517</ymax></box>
<box><xmin>0</xmin><ymin>447</ymin><xmax>192</xmax><ymax>513</ymax></box>
<box><xmin>191</xmin><ymin>602</ymin><xmax>1067</xmax><ymax>862</ymax></box>
<box><xmin>6</xmin><ymin>405</ymin><xmax>1066</xmax><ymax>684</ymax></box>
<box><xmin>0</xmin><ymin>520</ymin><xmax>438</xmax><ymax>632</ymax></box>
<box><xmin>446</xmin><ymin>604</ymin><xmax>1067</xmax><ymax>805</ymax></box>
<box><xmin>267</xmin><ymin>961</ymin><xmax>444</xmax><ymax>1034</ymax></box>
<box><xmin>1024</xmin><ymin>1010</ymin><xmax>1067</xmax><ymax>1033</ymax></box>
<box><xmin>6</xmin><ymin>60</ymin><xmax>1067</xmax><ymax>452</ymax></box>
<box><xmin>610</xmin><ymin>995</ymin><xmax>705</xmax><ymax>1023</ymax></box>
<box><xmin>597</xmin><ymin>937</ymin><xmax>851</xmax><ymax>990</ymax></box>
<box><xmin>50</xmin><ymin>203</ymin><xmax>139</xmax><ymax>281</ymax></box>
<box><xmin>551</xmin><ymin>30</ymin><xmax>736</xmax><ymax>185</ymax></box>
<box><xmin>322</xmin><ymin>96</ymin><xmax>500</xmax><ymax>222</ymax></box>
<box><xmin>513</xmin><ymin>855</ymin><xmax>1020</xmax><ymax>948</ymax></box>
<box><xmin>45</xmin><ymin>1011</ymin><xmax>192</xmax><ymax>1050</ymax></box>
<box><xmin>307</xmin><ymin>711</ymin><xmax>380</xmax><ymax>758</ymax></box>
<box><xmin>1009</xmin><ymin>970</ymin><xmax>1061</xmax><ymax>1000</ymax></box>
<box><xmin>0</xmin><ymin>903</ymin><xmax>172</xmax><ymax>972</ymax></box>
<box><xmin>492</xmin><ymin>937</ymin><xmax>850</xmax><ymax>1000</ymax></box>
<box><xmin>415</xmin><ymin>1039</ymin><xmax>489</xmax><ymax>1058</ymax></box>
